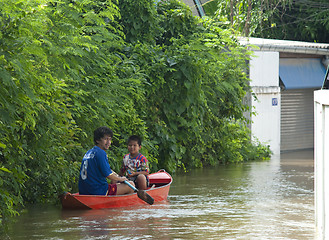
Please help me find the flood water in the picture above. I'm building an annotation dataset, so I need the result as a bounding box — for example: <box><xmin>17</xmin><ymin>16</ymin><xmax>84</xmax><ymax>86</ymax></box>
<box><xmin>1</xmin><ymin>150</ymin><xmax>315</xmax><ymax>239</ymax></box>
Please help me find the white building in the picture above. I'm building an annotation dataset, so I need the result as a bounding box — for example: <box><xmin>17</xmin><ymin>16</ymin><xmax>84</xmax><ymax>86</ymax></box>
<box><xmin>240</xmin><ymin>37</ymin><xmax>329</xmax><ymax>154</ymax></box>
<box><xmin>179</xmin><ymin>0</ymin><xmax>329</xmax><ymax>154</ymax></box>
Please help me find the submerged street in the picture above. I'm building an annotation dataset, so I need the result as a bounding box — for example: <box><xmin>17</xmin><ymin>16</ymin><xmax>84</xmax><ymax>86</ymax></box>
<box><xmin>1</xmin><ymin>150</ymin><xmax>314</xmax><ymax>239</ymax></box>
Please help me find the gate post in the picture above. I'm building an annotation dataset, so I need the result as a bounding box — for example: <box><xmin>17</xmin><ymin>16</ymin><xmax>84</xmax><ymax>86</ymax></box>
<box><xmin>314</xmin><ymin>90</ymin><xmax>329</xmax><ymax>239</ymax></box>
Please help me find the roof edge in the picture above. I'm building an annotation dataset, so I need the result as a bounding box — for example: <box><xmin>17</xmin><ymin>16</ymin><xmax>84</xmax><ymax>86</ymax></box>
<box><xmin>239</xmin><ymin>37</ymin><xmax>329</xmax><ymax>55</ymax></box>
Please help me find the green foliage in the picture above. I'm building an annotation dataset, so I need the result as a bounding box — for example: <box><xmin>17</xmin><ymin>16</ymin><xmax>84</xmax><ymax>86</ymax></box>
<box><xmin>0</xmin><ymin>0</ymin><xmax>271</xmax><ymax>228</ymax></box>
<box><xmin>0</xmin><ymin>167</ymin><xmax>25</xmax><ymax>226</ymax></box>
<box><xmin>116</xmin><ymin>0</ymin><xmax>159</xmax><ymax>43</ymax></box>
<box><xmin>156</xmin><ymin>0</ymin><xmax>200</xmax><ymax>45</ymax></box>
<box><xmin>208</xmin><ymin>0</ymin><xmax>329</xmax><ymax>43</ymax></box>
<box><xmin>205</xmin><ymin>0</ymin><xmax>292</xmax><ymax>36</ymax></box>
<box><xmin>118</xmin><ymin>0</ymin><xmax>270</xmax><ymax>171</ymax></box>
<box><xmin>216</xmin><ymin>120</ymin><xmax>271</xmax><ymax>164</ymax></box>
<box><xmin>0</xmin><ymin>0</ymin><xmax>138</xmax><ymax>223</ymax></box>
<box><xmin>252</xmin><ymin>0</ymin><xmax>329</xmax><ymax>43</ymax></box>
<box><xmin>202</xmin><ymin>0</ymin><xmax>219</xmax><ymax>16</ymax></box>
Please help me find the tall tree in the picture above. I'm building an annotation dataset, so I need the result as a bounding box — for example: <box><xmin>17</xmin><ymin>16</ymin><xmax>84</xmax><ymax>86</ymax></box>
<box><xmin>204</xmin><ymin>0</ymin><xmax>291</xmax><ymax>37</ymax></box>
<box><xmin>204</xmin><ymin>0</ymin><xmax>329</xmax><ymax>43</ymax></box>
<box><xmin>253</xmin><ymin>0</ymin><xmax>329</xmax><ymax>43</ymax></box>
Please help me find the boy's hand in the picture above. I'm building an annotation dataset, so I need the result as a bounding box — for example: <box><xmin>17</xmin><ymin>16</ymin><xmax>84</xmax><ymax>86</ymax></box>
<box><xmin>120</xmin><ymin>176</ymin><xmax>128</xmax><ymax>182</ymax></box>
<box><xmin>127</xmin><ymin>170</ymin><xmax>135</xmax><ymax>178</ymax></box>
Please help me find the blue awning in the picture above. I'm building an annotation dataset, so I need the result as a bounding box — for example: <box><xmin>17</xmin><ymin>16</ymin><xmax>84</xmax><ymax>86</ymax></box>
<box><xmin>279</xmin><ymin>58</ymin><xmax>326</xmax><ymax>89</ymax></box>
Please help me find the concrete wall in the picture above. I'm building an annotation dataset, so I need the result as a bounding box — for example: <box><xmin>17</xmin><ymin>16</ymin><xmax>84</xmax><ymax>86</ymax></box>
<box><xmin>249</xmin><ymin>52</ymin><xmax>281</xmax><ymax>155</ymax></box>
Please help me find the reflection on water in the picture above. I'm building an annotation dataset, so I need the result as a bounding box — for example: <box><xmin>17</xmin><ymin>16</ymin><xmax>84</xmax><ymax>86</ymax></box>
<box><xmin>0</xmin><ymin>150</ymin><xmax>315</xmax><ymax>239</ymax></box>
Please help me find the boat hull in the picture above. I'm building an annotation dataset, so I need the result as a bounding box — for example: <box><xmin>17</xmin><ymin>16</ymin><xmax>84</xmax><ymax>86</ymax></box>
<box><xmin>60</xmin><ymin>170</ymin><xmax>172</xmax><ymax>209</ymax></box>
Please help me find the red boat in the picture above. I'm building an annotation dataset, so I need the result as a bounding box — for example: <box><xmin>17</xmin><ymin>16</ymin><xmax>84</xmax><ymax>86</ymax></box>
<box><xmin>60</xmin><ymin>170</ymin><xmax>172</xmax><ymax>209</ymax></box>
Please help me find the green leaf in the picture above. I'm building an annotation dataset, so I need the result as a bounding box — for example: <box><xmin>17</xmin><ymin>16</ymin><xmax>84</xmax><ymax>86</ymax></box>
<box><xmin>0</xmin><ymin>167</ymin><xmax>12</xmax><ymax>173</ymax></box>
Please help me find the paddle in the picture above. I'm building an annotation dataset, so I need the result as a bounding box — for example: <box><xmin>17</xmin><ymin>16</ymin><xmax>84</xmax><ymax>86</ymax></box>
<box><xmin>124</xmin><ymin>180</ymin><xmax>154</xmax><ymax>205</ymax></box>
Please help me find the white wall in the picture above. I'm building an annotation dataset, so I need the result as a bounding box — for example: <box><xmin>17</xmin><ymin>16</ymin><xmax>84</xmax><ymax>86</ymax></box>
<box><xmin>249</xmin><ymin>52</ymin><xmax>281</xmax><ymax>155</ymax></box>
<box><xmin>250</xmin><ymin>52</ymin><xmax>279</xmax><ymax>87</ymax></box>
<box><xmin>314</xmin><ymin>90</ymin><xmax>329</xmax><ymax>239</ymax></box>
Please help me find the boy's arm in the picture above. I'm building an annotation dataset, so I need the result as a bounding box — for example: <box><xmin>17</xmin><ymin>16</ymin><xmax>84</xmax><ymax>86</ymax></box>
<box><xmin>119</xmin><ymin>155</ymin><xmax>129</xmax><ymax>176</ymax></box>
<box><xmin>130</xmin><ymin>170</ymin><xmax>149</xmax><ymax>176</ymax></box>
<box><xmin>118</xmin><ymin>165</ymin><xmax>126</xmax><ymax>176</ymax></box>
<box><xmin>107</xmin><ymin>172</ymin><xmax>128</xmax><ymax>183</ymax></box>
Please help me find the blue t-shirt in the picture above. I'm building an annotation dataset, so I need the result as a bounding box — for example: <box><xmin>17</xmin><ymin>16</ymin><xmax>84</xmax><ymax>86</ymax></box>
<box><xmin>78</xmin><ymin>146</ymin><xmax>113</xmax><ymax>195</ymax></box>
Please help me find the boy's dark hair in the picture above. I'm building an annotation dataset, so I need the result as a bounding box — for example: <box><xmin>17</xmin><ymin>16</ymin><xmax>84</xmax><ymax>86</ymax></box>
<box><xmin>128</xmin><ymin>135</ymin><xmax>142</xmax><ymax>146</ymax></box>
<box><xmin>94</xmin><ymin>126</ymin><xmax>113</xmax><ymax>145</ymax></box>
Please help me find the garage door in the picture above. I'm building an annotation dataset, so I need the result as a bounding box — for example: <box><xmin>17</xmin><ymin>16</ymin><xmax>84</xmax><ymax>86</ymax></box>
<box><xmin>280</xmin><ymin>88</ymin><xmax>315</xmax><ymax>152</ymax></box>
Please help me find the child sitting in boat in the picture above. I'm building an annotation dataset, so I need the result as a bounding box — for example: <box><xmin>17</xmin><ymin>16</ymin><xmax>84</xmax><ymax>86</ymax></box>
<box><xmin>119</xmin><ymin>135</ymin><xmax>150</xmax><ymax>190</ymax></box>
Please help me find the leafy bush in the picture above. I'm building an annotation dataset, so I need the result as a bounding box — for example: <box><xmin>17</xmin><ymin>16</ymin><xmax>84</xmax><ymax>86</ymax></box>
<box><xmin>118</xmin><ymin>0</ymin><xmax>271</xmax><ymax>171</ymax></box>
<box><xmin>0</xmin><ymin>0</ymin><xmax>271</xmax><ymax>228</ymax></box>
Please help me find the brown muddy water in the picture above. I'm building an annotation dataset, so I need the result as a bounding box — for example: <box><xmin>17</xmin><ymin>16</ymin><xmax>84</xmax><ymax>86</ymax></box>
<box><xmin>0</xmin><ymin>150</ymin><xmax>315</xmax><ymax>239</ymax></box>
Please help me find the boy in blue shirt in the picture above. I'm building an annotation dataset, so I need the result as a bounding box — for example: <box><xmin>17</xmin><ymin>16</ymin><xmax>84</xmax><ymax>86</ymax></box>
<box><xmin>78</xmin><ymin>127</ymin><xmax>134</xmax><ymax>196</ymax></box>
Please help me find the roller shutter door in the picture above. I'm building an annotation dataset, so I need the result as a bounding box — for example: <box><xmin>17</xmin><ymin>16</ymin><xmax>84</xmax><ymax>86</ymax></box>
<box><xmin>280</xmin><ymin>88</ymin><xmax>315</xmax><ymax>152</ymax></box>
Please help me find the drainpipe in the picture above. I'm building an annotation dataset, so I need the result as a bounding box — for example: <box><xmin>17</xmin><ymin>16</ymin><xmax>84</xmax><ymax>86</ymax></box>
<box><xmin>193</xmin><ymin>0</ymin><xmax>205</xmax><ymax>17</ymax></box>
<box><xmin>322</xmin><ymin>55</ymin><xmax>329</xmax><ymax>69</ymax></box>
